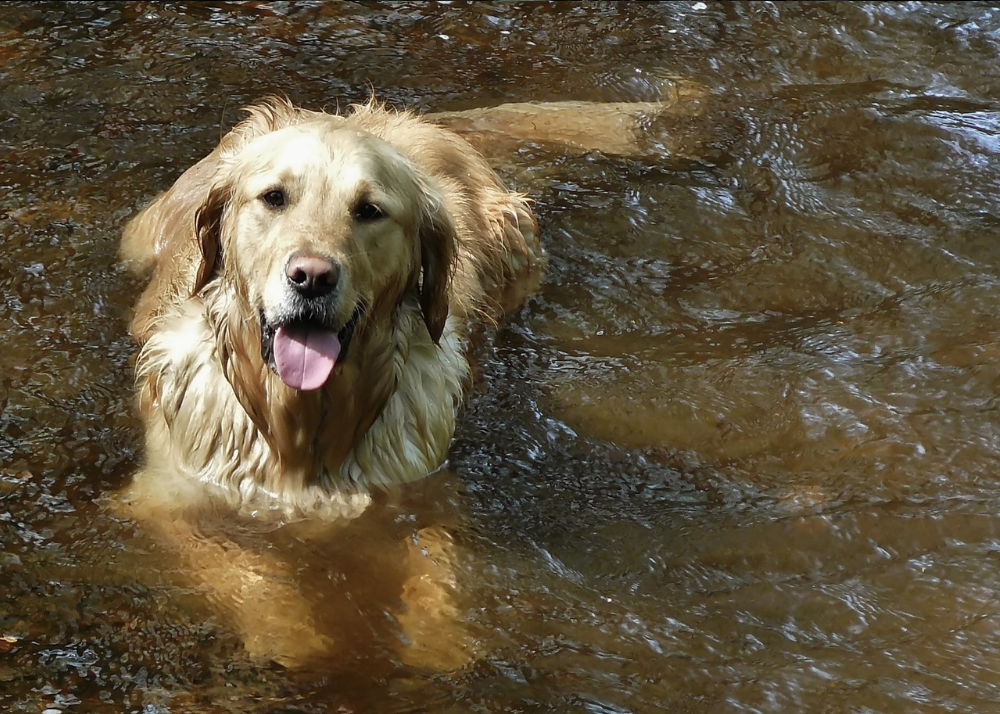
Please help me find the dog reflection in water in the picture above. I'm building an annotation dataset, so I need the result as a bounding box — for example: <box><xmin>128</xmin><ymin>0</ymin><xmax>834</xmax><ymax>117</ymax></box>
<box><xmin>118</xmin><ymin>97</ymin><xmax>542</xmax><ymax>668</ymax></box>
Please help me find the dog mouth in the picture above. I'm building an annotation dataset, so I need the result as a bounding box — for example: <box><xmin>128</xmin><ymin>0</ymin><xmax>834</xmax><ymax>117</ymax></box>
<box><xmin>260</xmin><ymin>305</ymin><xmax>362</xmax><ymax>391</ymax></box>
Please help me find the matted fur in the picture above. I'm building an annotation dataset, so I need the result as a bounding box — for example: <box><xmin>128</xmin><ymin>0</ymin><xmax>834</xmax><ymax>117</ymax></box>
<box><xmin>122</xmin><ymin>98</ymin><xmax>542</xmax><ymax>520</ymax></box>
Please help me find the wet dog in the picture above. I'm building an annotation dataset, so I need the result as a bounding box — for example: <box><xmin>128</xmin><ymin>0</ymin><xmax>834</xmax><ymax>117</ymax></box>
<box><xmin>119</xmin><ymin>98</ymin><xmax>542</xmax><ymax>666</ymax></box>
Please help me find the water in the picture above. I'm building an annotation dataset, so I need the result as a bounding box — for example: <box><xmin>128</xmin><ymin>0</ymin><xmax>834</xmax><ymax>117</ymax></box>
<box><xmin>4</xmin><ymin>1</ymin><xmax>1000</xmax><ymax>711</ymax></box>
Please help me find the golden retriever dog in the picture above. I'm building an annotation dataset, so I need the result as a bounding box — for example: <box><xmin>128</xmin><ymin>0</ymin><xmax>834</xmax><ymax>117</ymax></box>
<box><xmin>118</xmin><ymin>97</ymin><xmax>542</xmax><ymax>668</ymax></box>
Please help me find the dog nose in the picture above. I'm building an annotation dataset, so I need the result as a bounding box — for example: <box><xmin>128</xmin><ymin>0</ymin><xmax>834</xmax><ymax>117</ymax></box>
<box><xmin>285</xmin><ymin>252</ymin><xmax>340</xmax><ymax>298</ymax></box>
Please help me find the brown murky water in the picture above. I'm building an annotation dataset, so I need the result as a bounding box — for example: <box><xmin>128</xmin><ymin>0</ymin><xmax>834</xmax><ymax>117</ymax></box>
<box><xmin>5</xmin><ymin>1</ymin><xmax>1000</xmax><ymax>711</ymax></box>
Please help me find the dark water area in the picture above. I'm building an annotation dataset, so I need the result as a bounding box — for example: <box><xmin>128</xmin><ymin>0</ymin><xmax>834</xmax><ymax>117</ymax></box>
<box><xmin>5</xmin><ymin>1</ymin><xmax>1000</xmax><ymax>711</ymax></box>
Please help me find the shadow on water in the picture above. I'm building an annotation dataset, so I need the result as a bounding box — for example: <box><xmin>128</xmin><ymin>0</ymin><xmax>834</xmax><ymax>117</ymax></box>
<box><xmin>5</xmin><ymin>1</ymin><xmax>1000</xmax><ymax>711</ymax></box>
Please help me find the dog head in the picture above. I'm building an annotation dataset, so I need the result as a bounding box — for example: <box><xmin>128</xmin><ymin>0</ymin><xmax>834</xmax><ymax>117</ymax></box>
<box><xmin>193</xmin><ymin>117</ymin><xmax>457</xmax><ymax>391</ymax></box>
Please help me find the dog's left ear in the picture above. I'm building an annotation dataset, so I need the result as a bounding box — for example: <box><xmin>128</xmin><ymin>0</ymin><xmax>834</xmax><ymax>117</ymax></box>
<box><xmin>417</xmin><ymin>198</ymin><xmax>458</xmax><ymax>345</ymax></box>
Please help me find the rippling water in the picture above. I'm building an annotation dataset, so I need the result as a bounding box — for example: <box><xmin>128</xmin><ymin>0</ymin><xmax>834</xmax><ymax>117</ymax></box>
<box><xmin>5</xmin><ymin>2</ymin><xmax>1000</xmax><ymax>711</ymax></box>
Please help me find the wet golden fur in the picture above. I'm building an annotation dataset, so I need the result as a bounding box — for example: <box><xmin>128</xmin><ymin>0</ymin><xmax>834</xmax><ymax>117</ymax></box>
<box><xmin>119</xmin><ymin>98</ymin><xmax>541</xmax><ymax>666</ymax></box>
<box><xmin>122</xmin><ymin>98</ymin><xmax>541</xmax><ymax>519</ymax></box>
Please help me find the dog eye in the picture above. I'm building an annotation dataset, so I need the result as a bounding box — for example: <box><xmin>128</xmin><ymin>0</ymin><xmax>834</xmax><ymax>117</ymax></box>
<box><xmin>353</xmin><ymin>201</ymin><xmax>384</xmax><ymax>222</ymax></box>
<box><xmin>261</xmin><ymin>189</ymin><xmax>287</xmax><ymax>209</ymax></box>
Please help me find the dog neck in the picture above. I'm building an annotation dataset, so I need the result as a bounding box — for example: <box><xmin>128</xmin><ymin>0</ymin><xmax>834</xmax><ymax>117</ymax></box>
<box><xmin>137</xmin><ymin>288</ymin><xmax>467</xmax><ymax>519</ymax></box>
<box><xmin>209</xmin><ymin>293</ymin><xmax>391</xmax><ymax>478</ymax></box>
<box><xmin>227</xmin><ymin>286</ymin><xmax>467</xmax><ymax>499</ymax></box>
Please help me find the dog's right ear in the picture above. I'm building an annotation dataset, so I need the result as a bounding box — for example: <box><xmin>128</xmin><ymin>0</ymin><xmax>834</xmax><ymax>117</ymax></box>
<box><xmin>192</xmin><ymin>181</ymin><xmax>230</xmax><ymax>295</ymax></box>
<box><xmin>120</xmin><ymin>154</ymin><xmax>219</xmax><ymax>279</ymax></box>
<box><xmin>123</xmin><ymin>156</ymin><xmax>231</xmax><ymax>343</ymax></box>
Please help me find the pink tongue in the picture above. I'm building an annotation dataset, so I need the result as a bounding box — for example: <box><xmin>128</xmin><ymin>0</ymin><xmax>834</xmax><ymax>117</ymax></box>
<box><xmin>273</xmin><ymin>324</ymin><xmax>342</xmax><ymax>391</ymax></box>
